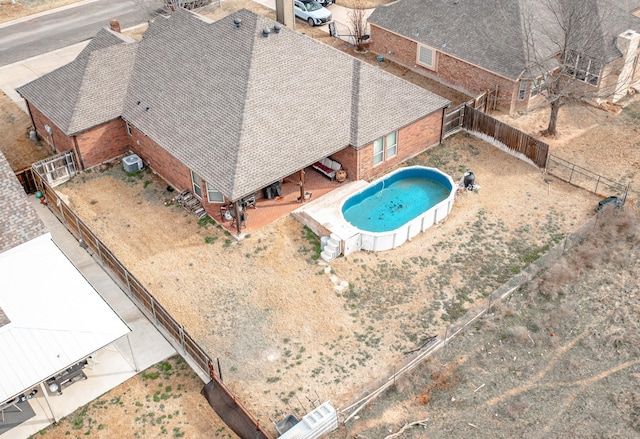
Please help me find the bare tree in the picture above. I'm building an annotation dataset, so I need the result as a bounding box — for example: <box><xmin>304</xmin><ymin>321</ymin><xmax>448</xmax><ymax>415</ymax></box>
<box><xmin>348</xmin><ymin>0</ymin><xmax>368</xmax><ymax>52</ymax></box>
<box><xmin>520</xmin><ymin>0</ymin><xmax>631</xmax><ymax>136</ymax></box>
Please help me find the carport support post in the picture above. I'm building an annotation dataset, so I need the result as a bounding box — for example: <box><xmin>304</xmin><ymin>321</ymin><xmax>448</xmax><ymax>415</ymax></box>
<box><xmin>39</xmin><ymin>381</ymin><xmax>59</xmax><ymax>423</ymax></box>
<box><xmin>299</xmin><ymin>169</ymin><xmax>305</xmax><ymax>203</ymax></box>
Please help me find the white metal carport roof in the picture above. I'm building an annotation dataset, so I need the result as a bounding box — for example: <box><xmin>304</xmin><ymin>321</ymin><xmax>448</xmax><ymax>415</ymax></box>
<box><xmin>0</xmin><ymin>233</ymin><xmax>130</xmax><ymax>404</ymax></box>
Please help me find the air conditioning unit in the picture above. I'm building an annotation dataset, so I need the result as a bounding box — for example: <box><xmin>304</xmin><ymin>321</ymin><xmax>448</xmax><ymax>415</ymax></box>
<box><xmin>122</xmin><ymin>154</ymin><xmax>143</xmax><ymax>173</ymax></box>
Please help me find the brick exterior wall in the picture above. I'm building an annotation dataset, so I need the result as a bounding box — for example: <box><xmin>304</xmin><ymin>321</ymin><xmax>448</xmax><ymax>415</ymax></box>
<box><xmin>75</xmin><ymin>119</ymin><xmax>130</xmax><ymax>169</ymax></box>
<box><xmin>27</xmin><ymin>101</ymin><xmax>75</xmax><ymax>156</ymax></box>
<box><xmin>27</xmin><ymin>101</ymin><xmax>130</xmax><ymax>170</ymax></box>
<box><xmin>369</xmin><ymin>25</ymin><xmax>523</xmax><ymax>114</ymax></box>
<box><xmin>351</xmin><ymin>110</ymin><xmax>444</xmax><ymax>181</ymax></box>
<box><xmin>330</xmin><ymin>147</ymin><xmax>357</xmax><ymax>182</ymax></box>
<box><xmin>128</xmin><ymin>124</ymin><xmax>193</xmax><ymax>195</ymax></box>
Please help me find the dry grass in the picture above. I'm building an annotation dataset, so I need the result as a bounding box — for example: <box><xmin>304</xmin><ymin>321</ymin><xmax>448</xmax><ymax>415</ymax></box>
<box><xmin>0</xmin><ymin>0</ymin><xmax>83</xmax><ymax>23</ymax></box>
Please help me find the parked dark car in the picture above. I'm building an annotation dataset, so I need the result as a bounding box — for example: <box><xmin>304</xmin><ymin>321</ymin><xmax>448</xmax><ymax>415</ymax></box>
<box><xmin>596</xmin><ymin>196</ymin><xmax>622</xmax><ymax>212</ymax></box>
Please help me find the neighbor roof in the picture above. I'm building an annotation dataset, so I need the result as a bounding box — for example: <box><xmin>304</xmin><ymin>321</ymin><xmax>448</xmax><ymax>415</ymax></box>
<box><xmin>17</xmin><ymin>29</ymin><xmax>137</xmax><ymax>135</ymax></box>
<box><xmin>0</xmin><ymin>151</ymin><xmax>46</xmax><ymax>253</ymax></box>
<box><xmin>121</xmin><ymin>9</ymin><xmax>450</xmax><ymax>200</ymax></box>
<box><xmin>368</xmin><ymin>0</ymin><xmax>640</xmax><ymax>80</ymax></box>
<box><xmin>0</xmin><ymin>234</ymin><xmax>130</xmax><ymax>403</ymax></box>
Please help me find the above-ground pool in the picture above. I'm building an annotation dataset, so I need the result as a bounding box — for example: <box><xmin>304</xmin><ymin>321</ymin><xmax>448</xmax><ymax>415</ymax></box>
<box><xmin>341</xmin><ymin>166</ymin><xmax>456</xmax><ymax>252</ymax></box>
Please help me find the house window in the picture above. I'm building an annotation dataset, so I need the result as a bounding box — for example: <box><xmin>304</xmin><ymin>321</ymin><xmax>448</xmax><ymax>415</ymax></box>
<box><xmin>206</xmin><ymin>183</ymin><xmax>224</xmax><ymax>203</ymax></box>
<box><xmin>373</xmin><ymin>138</ymin><xmax>384</xmax><ymax>166</ymax></box>
<box><xmin>564</xmin><ymin>49</ymin><xmax>601</xmax><ymax>86</ymax></box>
<box><xmin>386</xmin><ymin>131</ymin><xmax>397</xmax><ymax>158</ymax></box>
<box><xmin>191</xmin><ymin>170</ymin><xmax>202</xmax><ymax>198</ymax></box>
<box><xmin>531</xmin><ymin>75</ymin><xmax>547</xmax><ymax>97</ymax></box>
<box><xmin>417</xmin><ymin>45</ymin><xmax>436</xmax><ymax>70</ymax></box>
<box><xmin>372</xmin><ymin>130</ymin><xmax>399</xmax><ymax>166</ymax></box>
<box><xmin>518</xmin><ymin>80</ymin><xmax>527</xmax><ymax>100</ymax></box>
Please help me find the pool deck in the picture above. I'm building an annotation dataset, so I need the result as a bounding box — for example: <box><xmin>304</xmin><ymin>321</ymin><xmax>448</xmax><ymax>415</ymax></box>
<box><xmin>291</xmin><ymin>180</ymin><xmax>368</xmax><ymax>241</ymax></box>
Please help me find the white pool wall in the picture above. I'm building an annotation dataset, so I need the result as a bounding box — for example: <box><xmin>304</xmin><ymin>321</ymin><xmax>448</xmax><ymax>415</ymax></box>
<box><xmin>342</xmin><ymin>166</ymin><xmax>456</xmax><ymax>253</ymax></box>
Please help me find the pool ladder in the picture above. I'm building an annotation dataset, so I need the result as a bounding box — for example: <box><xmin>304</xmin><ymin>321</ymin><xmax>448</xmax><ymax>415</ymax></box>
<box><xmin>320</xmin><ymin>234</ymin><xmax>341</xmax><ymax>262</ymax></box>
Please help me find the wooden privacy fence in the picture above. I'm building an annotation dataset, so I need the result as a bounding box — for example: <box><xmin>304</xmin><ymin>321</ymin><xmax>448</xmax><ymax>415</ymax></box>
<box><xmin>30</xmin><ymin>170</ymin><xmax>273</xmax><ymax>439</ymax></box>
<box><xmin>15</xmin><ymin>167</ymin><xmax>37</xmax><ymax>194</ymax></box>
<box><xmin>546</xmin><ymin>154</ymin><xmax>631</xmax><ymax>197</ymax></box>
<box><xmin>462</xmin><ymin>105</ymin><xmax>549</xmax><ymax>168</ymax></box>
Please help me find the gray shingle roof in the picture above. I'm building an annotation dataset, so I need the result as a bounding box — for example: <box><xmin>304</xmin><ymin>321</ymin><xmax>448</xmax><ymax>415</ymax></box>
<box><xmin>368</xmin><ymin>0</ymin><xmax>640</xmax><ymax>80</ymax></box>
<box><xmin>123</xmin><ymin>9</ymin><xmax>449</xmax><ymax>200</ymax></box>
<box><xmin>0</xmin><ymin>152</ymin><xmax>46</xmax><ymax>254</ymax></box>
<box><xmin>19</xmin><ymin>9</ymin><xmax>449</xmax><ymax>202</ymax></box>
<box><xmin>17</xmin><ymin>29</ymin><xmax>137</xmax><ymax>135</ymax></box>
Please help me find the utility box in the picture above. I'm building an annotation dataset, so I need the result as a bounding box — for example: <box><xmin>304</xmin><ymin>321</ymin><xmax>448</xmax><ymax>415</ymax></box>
<box><xmin>122</xmin><ymin>154</ymin><xmax>143</xmax><ymax>173</ymax></box>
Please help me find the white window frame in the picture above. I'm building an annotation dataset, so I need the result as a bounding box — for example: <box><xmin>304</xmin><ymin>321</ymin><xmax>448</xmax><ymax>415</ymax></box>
<box><xmin>518</xmin><ymin>80</ymin><xmax>527</xmax><ymax>100</ymax></box>
<box><xmin>191</xmin><ymin>170</ymin><xmax>202</xmax><ymax>198</ymax></box>
<box><xmin>386</xmin><ymin>131</ymin><xmax>397</xmax><ymax>159</ymax></box>
<box><xmin>416</xmin><ymin>44</ymin><xmax>436</xmax><ymax>70</ymax></box>
<box><xmin>373</xmin><ymin>138</ymin><xmax>384</xmax><ymax>166</ymax></box>
<box><xmin>206</xmin><ymin>183</ymin><xmax>224</xmax><ymax>203</ymax></box>
<box><xmin>564</xmin><ymin>49</ymin><xmax>601</xmax><ymax>86</ymax></box>
<box><xmin>531</xmin><ymin>75</ymin><xmax>547</xmax><ymax>97</ymax></box>
<box><xmin>372</xmin><ymin>130</ymin><xmax>399</xmax><ymax>166</ymax></box>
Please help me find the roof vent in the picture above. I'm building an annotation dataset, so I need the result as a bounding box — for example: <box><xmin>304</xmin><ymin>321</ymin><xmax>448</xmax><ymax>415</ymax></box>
<box><xmin>263</xmin><ymin>27</ymin><xmax>271</xmax><ymax>38</ymax></box>
<box><xmin>273</xmin><ymin>23</ymin><xmax>282</xmax><ymax>33</ymax></box>
<box><xmin>234</xmin><ymin>18</ymin><xmax>241</xmax><ymax>28</ymax></box>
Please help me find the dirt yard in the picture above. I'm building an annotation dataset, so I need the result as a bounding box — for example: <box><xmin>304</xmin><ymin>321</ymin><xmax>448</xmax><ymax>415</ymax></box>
<box><xmin>2</xmin><ymin>0</ymin><xmax>638</xmax><ymax>438</ymax></box>
<box><xmin>0</xmin><ymin>0</ymin><xmax>82</xmax><ymax>23</ymax></box>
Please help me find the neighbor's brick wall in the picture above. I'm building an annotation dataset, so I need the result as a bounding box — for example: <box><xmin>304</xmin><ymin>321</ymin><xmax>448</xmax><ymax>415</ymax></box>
<box><xmin>355</xmin><ymin>111</ymin><xmax>444</xmax><ymax>181</ymax></box>
<box><xmin>75</xmin><ymin>119</ymin><xmax>130</xmax><ymax>169</ymax></box>
<box><xmin>128</xmin><ymin>124</ymin><xmax>192</xmax><ymax>195</ymax></box>
<box><xmin>27</xmin><ymin>101</ymin><xmax>75</xmax><ymax>155</ymax></box>
<box><xmin>369</xmin><ymin>25</ymin><xmax>520</xmax><ymax>113</ymax></box>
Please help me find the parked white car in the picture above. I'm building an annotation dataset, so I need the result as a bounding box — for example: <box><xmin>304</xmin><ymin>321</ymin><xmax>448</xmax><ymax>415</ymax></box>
<box><xmin>294</xmin><ymin>0</ymin><xmax>332</xmax><ymax>26</ymax></box>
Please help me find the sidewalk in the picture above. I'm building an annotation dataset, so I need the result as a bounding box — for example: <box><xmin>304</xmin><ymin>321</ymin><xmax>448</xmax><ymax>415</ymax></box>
<box><xmin>0</xmin><ymin>199</ymin><xmax>176</xmax><ymax>439</ymax></box>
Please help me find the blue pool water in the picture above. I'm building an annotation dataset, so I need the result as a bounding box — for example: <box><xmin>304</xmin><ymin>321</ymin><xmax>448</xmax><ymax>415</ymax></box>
<box><xmin>341</xmin><ymin>167</ymin><xmax>453</xmax><ymax>233</ymax></box>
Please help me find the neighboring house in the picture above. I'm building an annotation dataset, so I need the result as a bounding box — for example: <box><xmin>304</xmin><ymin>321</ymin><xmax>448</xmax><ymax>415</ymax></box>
<box><xmin>0</xmin><ymin>151</ymin><xmax>130</xmax><ymax>430</ymax></box>
<box><xmin>368</xmin><ymin>0</ymin><xmax>640</xmax><ymax>114</ymax></box>
<box><xmin>17</xmin><ymin>8</ymin><xmax>450</xmax><ymax>224</ymax></box>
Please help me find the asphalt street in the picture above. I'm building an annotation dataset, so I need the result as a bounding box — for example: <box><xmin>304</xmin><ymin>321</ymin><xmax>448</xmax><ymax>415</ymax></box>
<box><xmin>0</xmin><ymin>0</ymin><xmax>165</xmax><ymax>67</ymax></box>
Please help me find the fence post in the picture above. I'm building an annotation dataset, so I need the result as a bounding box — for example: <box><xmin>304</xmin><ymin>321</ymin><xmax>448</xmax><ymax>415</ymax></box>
<box><xmin>569</xmin><ymin>163</ymin><xmax>576</xmax><ymax>184</ymax></box>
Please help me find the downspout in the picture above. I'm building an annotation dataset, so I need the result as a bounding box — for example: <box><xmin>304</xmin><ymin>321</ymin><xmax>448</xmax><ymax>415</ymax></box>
<box><xmin>439</xmin><ymin>106</ymin><xmax>446</xmax><ymax>143</ymax></box>
<box><xmin>72</xmin><ymin>136</ymin><xmax>86</xmax><ymax>170</ymax></box>
<box><xmin>25</xmin><ymin>100</ymin><xmax>38</xmax><ymax>135</ymax></box>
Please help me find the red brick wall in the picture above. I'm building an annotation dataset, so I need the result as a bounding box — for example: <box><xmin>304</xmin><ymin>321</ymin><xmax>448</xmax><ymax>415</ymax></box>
<box><xmin>369</xmin><ymin>25</ymin><xmax>521</xmax><ymax>113</ymax></box>
<box><xmin>75</xmin><ymin>119</ymin><xmax>130</xmax><ymax>169</ymax></box>
<box><xmin>128</xmin><ymin>124</ymin><xmax>192</xmax><ymax>196</ymax></box>
<box><xmin>27</xmin><ymin>101</ymin><xmax>75</xmax><ymax>156</ymax></box>
<box><xmin>330</xmin><ymin>147</ymin><xmax>357</xmax><ymax>181</ymax></box>
<box><xmin>353</xmin><ymin>111</ymin><xmax>444</xmax><ymax>181</ymax></box>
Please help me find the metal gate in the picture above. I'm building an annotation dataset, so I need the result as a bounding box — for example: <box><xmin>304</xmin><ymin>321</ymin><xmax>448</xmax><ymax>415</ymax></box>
<box><xmin>32</xmin><ymin>150</ymin><xmax>77</xmax><ymax>187</ymax></box>
<box><xmin>442</xmin><ymin>102</ymin><xmax>468</xmax><ymax>138</ymax></box>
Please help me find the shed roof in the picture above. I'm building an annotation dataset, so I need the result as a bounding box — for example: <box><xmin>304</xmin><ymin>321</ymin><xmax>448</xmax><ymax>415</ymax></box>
<box><xmin>0</xmin><ymin>234</ymin><xmax>130</xmax><ymax>403</ymax></box>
